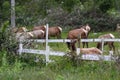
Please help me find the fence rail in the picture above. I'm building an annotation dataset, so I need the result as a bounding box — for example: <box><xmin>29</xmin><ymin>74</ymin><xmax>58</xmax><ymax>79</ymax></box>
<box><xmin>18</xmin><ymin>38</ymin><xmax>119</xmax><ymax>62</ymax></box>
<box><xmin>19</xmin><ymin>48</ymin><xmax>116</xmax><ymax>61</ymax></box>
<box><xmin>21</xmin><ymin>38</ymin><xmax>120</xmax><ymax>43</ymax></box>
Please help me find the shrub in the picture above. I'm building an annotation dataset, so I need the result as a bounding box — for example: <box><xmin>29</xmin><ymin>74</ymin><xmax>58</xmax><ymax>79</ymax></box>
<box><xmin>0</xmin><ymin>21</ymin><xmax>19</xmax><ymax>64</ymax></box>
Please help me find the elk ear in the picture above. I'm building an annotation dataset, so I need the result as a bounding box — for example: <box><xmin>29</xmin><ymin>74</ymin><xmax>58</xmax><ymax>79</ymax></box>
<box><xmin>12</xmin><ymin>27</ymin><xmax>18</xmax><ymax>33</ymax></box>
<box><xmin>109</xmin><ymin>33</ymin><xmax>115</xmax><ymax>38</ymax></box>
<box><xmin>58</xmin><ymin>27</ymin><xmax>62</xmax><ymax>32</ymax></box>
<box><xmin>28</xmin><ymin>32</ymin><xmax>34</xmax><ymax>37</ymax></box>
<box><xmin>44</xmin><ymin>25</ymin><xmax>46</xmax><ymax>29</ymax></box>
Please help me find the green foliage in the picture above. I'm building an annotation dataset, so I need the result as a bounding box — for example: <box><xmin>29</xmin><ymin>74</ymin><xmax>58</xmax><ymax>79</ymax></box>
<box><xmin>0</xmin><ymin>21</ymin><xmax>19</xmax><ymax>66</ymax></box>
<box><xmin>0</xmin><ymin>51</ymin><xmax>23</xmax><ymax>80</ymax></box>
<box><xmin>1</xmin><ymin>1</ymin><xmax>10</xmax><ymax>24</ymax></box>
<box><xmin>0</xmin><ymin>0</ymin><xmax>118</xmax><ymax>31</ymax></box>
<box><xmin>61</xmin><ymin>0</ymin><xmax>80</xmax><ymax>12</ymax></box>
<box><xmin>0</xmin><ymin>51</ymin><xmax>22</xmax><ymax>72</ymax></box>
<box><xmin>0</xmin><ymin>21</ymin><xmax>9</xmax><ymax>32</ymax></box>
<box><xmin>99</xmin><ymin>0</ymin><xmax>114</xmax><ymax>13</ymax></box>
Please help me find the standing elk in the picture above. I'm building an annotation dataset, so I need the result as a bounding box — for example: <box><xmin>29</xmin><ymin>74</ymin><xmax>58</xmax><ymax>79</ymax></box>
<box><xmin>81</xmin><ymin>24</ymin><xmax>91</xmax><ymax>48</ymax></box>
<box><xmin>67</xmin><ymin>28</ymin><xmax>88</xmax><ymax>51</ymax></box>
<box><xmin>16</xmin><ymin>32</ymin><xmax>34</xmax><ymax>41</ymax></box>
<box><xmin>33</xmin><ymin>25</ymin><xmax>62</xmax><ymax>39</ymax></box>
<box><xmin>30</xmin><ymin>30</ymin><xmax>45</xmax><ymax>39</ymax></box>
<box><xmin>47</xmin><ymin>26</ymin><xmax>62</xmax><ymax>39</ymax></box>
<box><xmin>96</xmin><ymin>33</ymin><xmax>115</xmax><ymax>51</ymax></box>
<box><xmin>11</xmin><ymin>27</ymin><xmax>28</xmax><ymax>33</ymax></box>
<box><xmin>33</xmin><ymin>25</ymin><xmax>46</xmax><ymax>31</ymax></box>
<box><xmin>13</xmin><ymin>27</ymin><xmax>44</xmax><ymax>41</ymax></box>
<box><xmin>14</xmin><ymin>27</ymin><xmax>30</xmax><ymax>41</ymax></box>
<box><xmin>66</xmin><ymin>24</ymin><xmax>91</xmax><ymax>51</ymax></box>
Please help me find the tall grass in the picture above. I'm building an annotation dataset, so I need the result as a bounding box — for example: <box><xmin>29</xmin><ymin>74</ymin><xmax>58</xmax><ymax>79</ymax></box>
<box><xmin>0</xmin><ymin>51</ymin><xmax>23</xmax><ymax>80</ymax></box>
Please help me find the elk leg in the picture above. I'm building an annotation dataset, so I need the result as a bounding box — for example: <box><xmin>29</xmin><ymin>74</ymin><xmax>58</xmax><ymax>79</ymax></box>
<box><xmin>86</xmin><ymin>42</ymin><xmax>88</xmax><ymax>48</ymax></box>
<box><xmin>82</xmin><ymin>42</ymin><xmax>85</xmax><ymax>48</ymax></box>
<box><xmin>66</xmin><ymin>42</ymin><xmax>71</xmax><ymax>50</ymax></box>
<box><xmin>111</xmin><ymin>42</ymin><xmax>115</xmax><ymax>51</ymax></box>
<box><xmin>109</xmin><ymin>43</ymin><xmax>114</xmax><ymax>51</ymax></box>
<box><xmin>57</xmin><ymin>34</ymin><xmax>61</xmax><ymax>39</ymax></box>
<box><xmin>71</xmin><ymin>42</ymin><xmax>76</xmax><ymax>51</ymax></box>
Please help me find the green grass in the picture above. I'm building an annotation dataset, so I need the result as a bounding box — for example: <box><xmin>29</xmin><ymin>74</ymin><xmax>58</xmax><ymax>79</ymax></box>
<box><xmin>0</xmin><ymin>59</ymin><xmax>120</xmax><ymax>80</ymax></box>
<box><xmin>1</xmin><ymin>31</ymin><xmax>120</xmax><ymax>80</ymax></box>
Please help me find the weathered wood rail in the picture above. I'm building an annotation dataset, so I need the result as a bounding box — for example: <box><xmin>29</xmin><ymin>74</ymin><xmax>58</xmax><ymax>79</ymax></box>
<box><xmin>18</xmin><ymin>38</ymin><xmax>120</xmax><ymax>62</ymax></box>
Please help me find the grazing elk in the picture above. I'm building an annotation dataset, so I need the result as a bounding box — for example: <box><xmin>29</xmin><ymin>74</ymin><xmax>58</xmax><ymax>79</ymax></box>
<box><xmin>14</xmin><ymin>27</ymin><xmax>30</xmax><ymax>40</ymax></box>
<box><xmin>16</xmin><ymin>32</ymin><xmax>34</xmax><ymax>41</ymax></box>
<box><xmin>30</xmin><ymin>30</ymin><xmax>45</xmax><ymax>39</ymax></box>
<box><xmin>12</xmin><ymin>27</ymin><xmax>28</xmax><ymax>33</ymax></box>
<box><xmin>97</xmin><ymin>33</ymin><xmax>115</xmax><ymax>51</ymax></box>
<box><xmin>33</xmin><ymin>25</ymin><xmax>46</xmax><ymax>31</ymax></box>
<box><xmin>16</xmin><ymin>30</ymin><xmax>45</xmax><ymax>41</ymax></box>
<box><xmin>33</xmin><ymin>25</ymin><xmax>62</xmax><ymax>39</ymax></box>
<box><xmin>47</xmin><ymin>26</ymin><xmax>62</xmax><ymax>39</ymax></box>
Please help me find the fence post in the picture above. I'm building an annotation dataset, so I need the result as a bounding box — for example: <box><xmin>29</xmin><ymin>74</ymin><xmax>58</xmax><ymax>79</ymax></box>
<box><xmin>46</xmin><ymin>46</ymin><xmax>50</xmax><ymax>63</ymax></box>
<box><xmin>19</xmin><ymin>41</ymin><xmax>23</xmax><ymax>55</ymax></box>
<box><xmin>109</xmin><ymin>50</ymin><xmax>113</xmax><ymax>56</ymax></box>
<box><xmin>45</xmin><ymin>23</ymin><xmax>49</xmax><ymax>64</ymax></box>
<box><xmin>101</xmin><ymin>39</ymin><xmax>104</xmax><ymax>52</ymax></box>
<box><xmin>76</xmin><ymin>34</ymin><xmax>81</xmax><ymax>56</ymax></box>
<box><xmin>11</xmin><ymin>0</ymin><xmax>15</xmax><ymax>27</ymax></box>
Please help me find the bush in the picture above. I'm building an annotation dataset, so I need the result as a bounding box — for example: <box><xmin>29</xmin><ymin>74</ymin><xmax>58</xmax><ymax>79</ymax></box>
<box><xmin>0</xmin><ymin>21</ymin><xmax>19</xmax><ymax>64</ymax></box>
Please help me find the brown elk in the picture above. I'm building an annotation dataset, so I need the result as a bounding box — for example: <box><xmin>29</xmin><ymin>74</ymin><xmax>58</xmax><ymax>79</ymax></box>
<box><xmin>81</xmin><ymin>24</ymin><xmax>91</xmax><ymax>48</ymax></box>
<box><xmin>96</xmin><ymin>33</ymin><xmax>115</xmax><ymax>51</ymax></box>
<box><xmin>33</xmin><ymin>25</ymin><xmax>62</xmax><ymax>39</ymax></box>
<box><xmin>33</xmin><ymin>25</ymin><xmax>46</xmax><ymax>31</ymax></box>
<box><xmin>47</xmin><ymin>26</ymin><xmax>62</xmax><ymax>39</ymax></box>
<box><xmin>81</xmin><ymin>24</ymin><xmax>91</xmax><ymax>33</ymax></box>
<box><xmin>80</xmin><ymin>47</ymin><xmax>102</xmax><ymax>55</ymax></box>
<box><xmin>66</xmin><ymin>26</ymin><xmax>89</xmax><ymax>51</ymax></box>
<box><xmin>16</xmin><ymin>32</ymin><xmax>33</xmax><ymax>41</ymax></box>
<box><xmin>12</xmin><ymin>27</ymin><xmax>28</xmax><ymax>33</ymax></box>
<box><xmin>30</xmin><ymin>30</ymin><xmax>45</xmax><ymax>39</ymax></box>
<box><xmin>14</xmin><ymin>27</ymin><xmax>44</xmax><ymax>40</ymax></box>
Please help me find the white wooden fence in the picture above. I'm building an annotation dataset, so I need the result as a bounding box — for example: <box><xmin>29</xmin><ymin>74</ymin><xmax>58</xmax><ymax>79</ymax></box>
<box><xmin>18</xmin><ymin>24</ymin><xmax>119</xmax><ymax>63</ymax></box>
<box><xmin>18</xmin><ymin>38</ymin><xmax>119</xmax><ymax>62</ymax></box>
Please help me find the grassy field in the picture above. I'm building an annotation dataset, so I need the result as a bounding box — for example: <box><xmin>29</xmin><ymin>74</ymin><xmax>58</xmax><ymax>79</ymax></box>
<box><xmin>0</xmin><ymin>31</ymin><xmax>120</xmax><ymax>80</ymax></box>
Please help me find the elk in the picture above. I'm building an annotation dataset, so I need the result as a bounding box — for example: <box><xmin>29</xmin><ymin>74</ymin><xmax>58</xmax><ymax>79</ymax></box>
<box><xmin>33</xmin><ymin>25</ymin><xmax>46</xmax><ymax>31</ymax></box>
<box><xmin>80</xmin><ymin>47</ymin><xmax>102</xmax><ymax>55</ymax></box>
<box><xmin>47</xmin><ymin>26</ymin><xmax>62</xmax><ymax>39</ymax></box>
<box><xmin>13</xmin><ymin>27</ymin><xmax>44</xmax><ymax>40</ymax></box>
<box><xmin>81</xmin><ymin>24</ymin><xmax>91</xmax><ymax>47</ymax></box>
<box><xmin>16</xmin><ymin>32</ymin><xmax>33</xmax><ymax>41</ymax></box>
<box><xmin>66</xmin><ymin>28</ymin><xmax>88</xmax><ymax>51</ymax></box>
<box><xmin>33</xmin><ymin>25</ymin><xmax>62</xmax><ymax>39</ymax></box>
<box><xmin>12</xmin><ymin>27</ymin><xmax>28</xmax><ymax>33</ymax></box>
<box><xmin>30</xmin><ymin>30</ymin><xmax>45</xmax><ymax>39</ymax></box>
<box><xmin>96</xmin><ymin>33</ymin><xmax>115</xmax><ymax>51</ymax></box>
